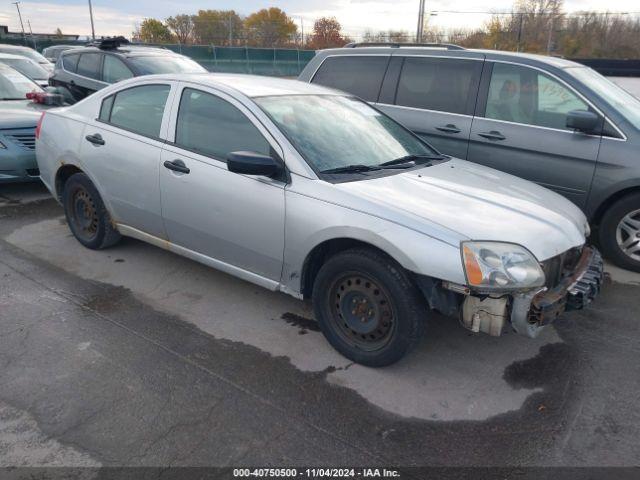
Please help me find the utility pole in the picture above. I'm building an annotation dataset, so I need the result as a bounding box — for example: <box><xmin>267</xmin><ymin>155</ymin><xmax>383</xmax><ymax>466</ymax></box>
<box><xmin>416</xmin><ymin>0</ymin><xmax>425</xmax><ymax>43</ymax></box>
<box><xmin>12</xmin><ymin>2</ymin><xmax>27</xmax><ymax>46</ymax></box>
<box><xmin>516</xmin><ymin>13</ymin><xmax>524</xmax><ymax>52</ymax></box>
<box><xmin>546</xmin><ymin>15</ymin><xmax>555</xmax><ymax>54</ymax></box>
<box><xmin>88</xmin><ymin>0</ymin><xmax>96</xmax><ymax>41</ymax></box>
<box><xmin>27</xmin><ymin>19</ymin><xmax>36</xmax><ymax>50</ymax></box>
<box><xmin>300</xmin><ymin>17</ymin><xmax>304</xmax><ymax>48</ymax></box>
<box><xmin>228</xmin><ymin>17</ymin><xmax>233</xmax><ymax>46</ymax></box>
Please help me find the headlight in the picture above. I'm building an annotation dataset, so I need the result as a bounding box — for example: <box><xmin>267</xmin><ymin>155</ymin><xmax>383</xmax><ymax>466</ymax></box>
<box><xmin>462</xmin><ymin>241</ymin><xmax>545</xmax><ymax>292</ymax></box>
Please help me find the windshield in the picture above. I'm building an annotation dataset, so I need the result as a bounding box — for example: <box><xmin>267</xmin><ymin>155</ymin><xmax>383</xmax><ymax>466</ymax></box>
<box><xmin>255</xmin><ymin>95</ymin><xmax>438</xmax><ymax>174</ymax></box>
<box><xmin>128</xmin><ymin>55</ymin><xmax>206</xmax><ymax>75</ymax></box>
<box><xmin>0</xmin><ymin>58</ymin><xmax>48</xmax><ymax>80</ymax></box>
<box><xmin>569</xmin><ymin>67</ymin><xmax>640</xmax><ymax>130</ymax></box>
<box><xmin>0</xmin><ymin>47</ymin><xmax>49</xmax><ymax>65</ymax></box>
<box><xmin>0</xmin><ymin>67</ymin><xmax>42</xmax><ymax>99</ymax></box>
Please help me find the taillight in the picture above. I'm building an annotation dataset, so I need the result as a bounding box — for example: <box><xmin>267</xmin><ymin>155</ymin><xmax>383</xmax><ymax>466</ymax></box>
<box><xmin>35</xmin><ymin>112</ymin><xmax>45</xmax><ymax>140</ymax></box>
<box><xmin>27</xmin><ymin>91</ymin><xmax>64</xmax><ymax>106</ymax></box>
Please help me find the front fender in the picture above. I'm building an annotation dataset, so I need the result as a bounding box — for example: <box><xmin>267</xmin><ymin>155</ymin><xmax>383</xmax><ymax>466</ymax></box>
<box><xmin>281</xmin><ymin>190</ymin><xmax>466</xmax><ymax>296</ymax></box>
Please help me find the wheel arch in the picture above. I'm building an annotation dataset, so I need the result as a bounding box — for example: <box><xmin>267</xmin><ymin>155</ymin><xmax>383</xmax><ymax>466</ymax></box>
<box><xmin>54</xmin><ymin>163</ymin><xmax>85</xmax><ymax>201</ymax></box>
<box><xmin>590</xmin><ymin>184</ymin><xmax>640</xmax><ymax>227</ymax></box>
<box><xmin>300</xmin><ymin>237</ymin><xmax>412</xmax><ymax>300</ymax></box>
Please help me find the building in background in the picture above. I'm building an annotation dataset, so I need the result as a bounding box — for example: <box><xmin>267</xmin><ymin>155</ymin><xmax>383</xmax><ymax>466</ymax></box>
<box><xmin>0</xmin><ymin>25</ymin><xmax>79</xmax><ymax>41</ymax></box>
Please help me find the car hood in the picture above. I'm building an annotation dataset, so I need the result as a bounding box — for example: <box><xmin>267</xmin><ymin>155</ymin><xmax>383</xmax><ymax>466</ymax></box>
<box><xmin>335</xmin><ymin>158</ymin><xmax>587</xmax><ymax>261</ymax></box>
<box><xmin>0</xmin><ymin>101</ymin><xmax>47</xmax><ymax>129</ymax></box>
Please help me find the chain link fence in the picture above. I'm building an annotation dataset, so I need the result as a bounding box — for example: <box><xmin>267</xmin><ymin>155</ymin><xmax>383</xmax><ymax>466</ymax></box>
<box><xmin>0</xmin><ymin>38</ymin><xmax>317</xmax><ymax>77</ymax></box>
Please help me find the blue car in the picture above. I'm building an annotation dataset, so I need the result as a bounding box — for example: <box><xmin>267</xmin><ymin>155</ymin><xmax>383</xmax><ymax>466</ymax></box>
<box><xmin>0</xmin><ymin>64</ymin><xmax>50</xmax><ymax>183</ymax></box>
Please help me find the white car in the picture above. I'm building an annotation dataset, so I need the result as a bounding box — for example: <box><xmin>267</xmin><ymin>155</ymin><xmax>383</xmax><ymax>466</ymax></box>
<box><xmin>35</xmin><ymin>74</ymin><xmax>603</xmax><ymax>366</ymax></box>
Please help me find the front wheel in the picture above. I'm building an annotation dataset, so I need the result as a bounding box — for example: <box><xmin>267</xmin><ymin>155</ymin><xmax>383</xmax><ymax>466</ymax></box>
<box><xmin>312</xmin><ymin>248</ymin><xmax>427</xmax><ymax>367</ymax></box>
<box><xmin>599</xmin><ymin>193</ymin><xmax>640</xmax><ymax>272</ymax></box>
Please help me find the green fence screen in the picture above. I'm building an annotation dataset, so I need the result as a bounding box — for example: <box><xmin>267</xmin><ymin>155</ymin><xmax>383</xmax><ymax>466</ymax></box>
<box><xmin>0</xmin><ymin>38</ymin><xmax>317</xmax><ymax>77</ymax></box>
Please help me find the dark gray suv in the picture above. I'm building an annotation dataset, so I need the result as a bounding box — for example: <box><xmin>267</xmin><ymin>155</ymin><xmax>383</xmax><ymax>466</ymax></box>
<box><xmin>299</xmin><ymin>43</ymin><xmax>640</xmax><ymax>272</ymax></box>
<box><xmin>49</xmin><ymin>37</ymin><xmax>206</xmax><ymax>103</ymax></box>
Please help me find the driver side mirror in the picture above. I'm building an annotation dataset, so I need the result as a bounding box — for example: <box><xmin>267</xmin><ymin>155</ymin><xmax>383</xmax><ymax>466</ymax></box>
<box><xmin>227</xmin><ymin>151</ymin><xmax>281</xmax><ymax>177</ymax></box>
<box><xmin>566</xmin><ymin>110</ymin><xmax>600</xmax><ymax>133</ymax></box>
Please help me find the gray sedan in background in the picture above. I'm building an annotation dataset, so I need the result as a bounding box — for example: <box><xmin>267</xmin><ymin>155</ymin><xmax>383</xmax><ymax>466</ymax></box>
<box><xmin>0</xmin><ymin>43</ymin><xmax>53</xmax><ymax>72</ymax></box>
<box><xmin>0</xmin><ymin>53</ymin><xmax>50</xmax><ymax>88</ymax></box>
<box><xmin>36</xmin><ymin>74</ymin><xmax>602</xmax><ymax>366</ymax></box>
<box><xmin>0</xmin><ymin>64</ymin><xmax>49</xmax><ymax>183</ymax></box>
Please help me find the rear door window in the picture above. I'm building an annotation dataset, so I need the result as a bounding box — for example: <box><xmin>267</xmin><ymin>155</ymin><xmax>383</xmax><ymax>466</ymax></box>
<box><xmin>311</xmin><ymin>56</ymin><xmax>389</xmax><ymax>102</ymax></box>
<box><xmin>395</xmin><ymin>57</ymin><xmax>482</xmax><ymax>115</ymax></box>
<box><xmin>62</xmin><ymin>53</ymin><xmax>80</xmax><ymax>73</ymax></box>
<box><xmin>102</xmin><ymin>55</ymin><xmax>134</xmax><ymax>83</ymax></box>
<box><xmin>76</xmin><ymin>53</ymin><xmax>102</xmax><ymax>80</ymax></box>
<box><xmin>101</xmin><ymin>84</ymin><xmax>171</xmax><ymax>138</ymax></box>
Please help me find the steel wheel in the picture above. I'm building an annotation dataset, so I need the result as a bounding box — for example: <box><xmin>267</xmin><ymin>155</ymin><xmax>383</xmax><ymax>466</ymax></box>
<box><xmin>70</xmin><ymin>186</ymin><xmax>99</xmax><ymax>242</ymax></box>
<box><xmin>329</xmin><ymin>272</ymin><xmax>396</xmax><ymax>352</ymax></box>
<box><xmin>616</xmin><ymin>209</ymin><xmax>640</xmax><ymax>261</ymax></box>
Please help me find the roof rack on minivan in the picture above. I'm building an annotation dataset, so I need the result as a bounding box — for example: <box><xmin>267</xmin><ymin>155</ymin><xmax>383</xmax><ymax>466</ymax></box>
<box><xmin>344</xmin><ymin>42</ymin><xmax>466</xmax><ymax>50</ymax></box>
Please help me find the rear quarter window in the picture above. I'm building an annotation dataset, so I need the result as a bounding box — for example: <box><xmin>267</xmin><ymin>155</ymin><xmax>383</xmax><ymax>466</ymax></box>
<box><xmin>311</xmin><ymin>56</ymin><xmax>390</xmax><ymax>102</ymax></box>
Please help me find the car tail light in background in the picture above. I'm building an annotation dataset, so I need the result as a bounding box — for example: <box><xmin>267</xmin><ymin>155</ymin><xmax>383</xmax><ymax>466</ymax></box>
<box><xmin>27</xmin><ymin>91</ymin><xmax>64</xmax><ymax>106</ymax></box>
<box><xmin>35</xmin><ymin>112</ymin><xmax>46</xmax><ymax>140</ymax></box>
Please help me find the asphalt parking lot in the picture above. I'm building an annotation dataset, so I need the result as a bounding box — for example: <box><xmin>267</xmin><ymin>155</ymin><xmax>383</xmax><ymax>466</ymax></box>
<box><xmin>1</xmin><ymin>182</ymin><xmax>640</xmax><ymax>469</ymax></box>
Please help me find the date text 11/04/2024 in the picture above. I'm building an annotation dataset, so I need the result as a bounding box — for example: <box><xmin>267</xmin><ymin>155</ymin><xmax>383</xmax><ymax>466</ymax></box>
<box><xmin>232</xmin><ymin>468</ymin><xmax>401</xmax><ymax>478</ymax></box>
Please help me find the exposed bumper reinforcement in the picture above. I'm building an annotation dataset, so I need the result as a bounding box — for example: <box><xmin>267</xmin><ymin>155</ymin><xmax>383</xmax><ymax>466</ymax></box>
<box><xmin>511</xmin><ymin>246</ymin><xmax>604</xmax><ymax>337</ymax></box>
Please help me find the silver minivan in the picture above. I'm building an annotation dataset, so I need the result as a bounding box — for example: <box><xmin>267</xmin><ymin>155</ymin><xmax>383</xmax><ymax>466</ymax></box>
<box><xmin>299</xmin><ymin>44</ymin><xmax>640</xmax><ymax>273</ymax></box>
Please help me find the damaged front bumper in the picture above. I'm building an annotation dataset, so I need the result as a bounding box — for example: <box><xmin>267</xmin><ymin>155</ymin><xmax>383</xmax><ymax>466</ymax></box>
<box><xmin>457</xmin><ymin>246</ymin><xmax>604</xmax><ymax>338</ymax></box>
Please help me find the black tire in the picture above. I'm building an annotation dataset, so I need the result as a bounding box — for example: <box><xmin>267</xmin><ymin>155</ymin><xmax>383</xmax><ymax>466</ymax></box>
<box><xmin>62</xmin><ymin>172</ymin><xmax>121</xmax><ymax>250</ymax></box>
<box><xmin>598</xmin><ymin>192</ymin><xmax>640</xmax><ymax>273</ymax></box>
<box><xmin>312</xmin><ymin>248</ymin><xmax>427</xmax><ymax>367</ymax></box>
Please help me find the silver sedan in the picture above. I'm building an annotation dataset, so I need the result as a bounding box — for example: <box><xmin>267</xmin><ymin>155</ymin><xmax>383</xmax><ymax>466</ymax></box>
<box><xmin>35</xmin><ymin>74</ymin><xmax>603</xmax><ymax>366</ymax></box>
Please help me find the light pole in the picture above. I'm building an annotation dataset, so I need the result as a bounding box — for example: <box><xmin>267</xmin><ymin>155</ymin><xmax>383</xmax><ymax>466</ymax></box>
<box><xmin>12</xmin><ymin>2</ymin><xmax>27</xmax><ymax>45</ymax></box>
<box><xmin>416</xmin><ymin>0</ymin><xmax>425</xmax><ymax>42</ymax></box>
<box><xmin>88</xmin><ymin>0</ymin><xmax>96</xmax><ymax>41</ymax></box>
<box><xmin>27</xmin><ymin>19</ymin><xmax>37</xmax><ymax>49</ymax></box>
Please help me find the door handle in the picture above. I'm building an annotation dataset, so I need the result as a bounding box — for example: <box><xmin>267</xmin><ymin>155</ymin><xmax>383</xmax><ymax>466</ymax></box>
<box><xmin>70</xmin><ymin>80</ymin><xmax>76</xmax><ymax>86</ymax></box>
<box><xmin>85</xmin><ymin>133</ymin><xmax>105</xmax><ymax>146</ymax></box>
<box><xmin>478</xmin><ymin>130</ymin><xmax>506</xmax><ymax>141</ymax></box>
<box><xmin>163</xmin><ymin>159</ymin><xmax>190</xmax><ymax>174</ymax></box>
<box><xmin>435</xmin><ymin>124</ymin><xmax>462</xmax><ymax>134</ymax></box>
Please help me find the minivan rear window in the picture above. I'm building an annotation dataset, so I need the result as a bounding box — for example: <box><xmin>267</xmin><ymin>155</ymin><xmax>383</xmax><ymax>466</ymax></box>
<box><xmin>311</xmin><ymin>56</ymin><xmax>389</xmax><ymax>102</ymax></box>
<box><xmin>395</xmin><ymin>57</ymin><xmax>482</xmax><ymax>115</ymax></box>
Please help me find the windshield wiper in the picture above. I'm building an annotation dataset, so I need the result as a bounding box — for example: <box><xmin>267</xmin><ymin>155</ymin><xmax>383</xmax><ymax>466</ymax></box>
<box><xmin>379</xmin><ymin>154</ymin><xmax>448</xmax><ymax>168</ymax></box>
<box><xmin>320</xmin><ymin>164</ymin><xmax>382</xmax><ymax>174</ymax></box>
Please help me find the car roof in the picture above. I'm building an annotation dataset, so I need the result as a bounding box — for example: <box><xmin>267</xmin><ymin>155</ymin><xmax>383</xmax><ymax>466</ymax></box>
<box><xmin>0</xmin><ymin>52</ymin><xmax>33</xmax><ymax>61</ymax></box>
<box><xmin>316</xmin><ymin>45</ymin><xmax>584</xmax><ymax>69</ymax></box>
<box><xmin>136</xmin><ymin>73</ymin><xmax>342</xmax><ymax>98</ymax></box>
<box><xmin>61</xmin><ymin>45</ymin><xmax>181</xmax><ymax>58</ymax></box>
<box><xmin>0</xmin><ymin>44</ymin><xmax>32</xmax><ymax>50</ymax></box>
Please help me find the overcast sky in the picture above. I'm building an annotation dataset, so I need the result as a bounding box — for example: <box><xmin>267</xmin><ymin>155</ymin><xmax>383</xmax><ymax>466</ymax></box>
<box><xmin>1</xmin><ymin>0</ymin><xmax>638</xmax><ymax>40</ymax></box>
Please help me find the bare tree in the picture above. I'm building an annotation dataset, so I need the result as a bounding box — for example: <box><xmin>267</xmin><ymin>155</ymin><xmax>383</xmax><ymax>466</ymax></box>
<box><xmin>166</xmin><ymin>15</ymin><xmax>194</xmax><ymax>45</ymax></box>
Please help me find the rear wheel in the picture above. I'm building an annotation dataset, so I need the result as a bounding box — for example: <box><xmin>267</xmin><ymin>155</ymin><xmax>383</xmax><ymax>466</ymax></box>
<box><xmin>312</xmin><ymin>248</ymin><xmax>427</xmax><ymax>367</ymax></box>
<box><xmin>63</xmin><ymin>172</ymin><xmax>121</xmax><ymax>250</ymax></box>
<box><xmin>599</xmin><ymin>193</ymin><xmax>640</xmax><ymax>272</ymax></box>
